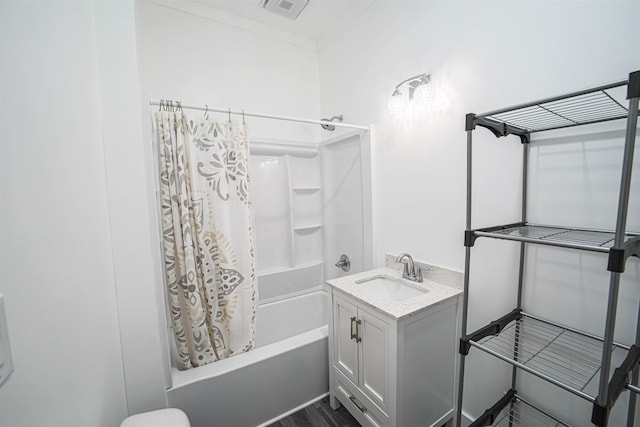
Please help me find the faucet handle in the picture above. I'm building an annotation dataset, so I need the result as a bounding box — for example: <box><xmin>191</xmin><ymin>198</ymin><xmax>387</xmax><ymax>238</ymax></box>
<box><xmin>415</xmin><ymin>266</ymin><xmax>423</xmax><ymax>282</ymax></box>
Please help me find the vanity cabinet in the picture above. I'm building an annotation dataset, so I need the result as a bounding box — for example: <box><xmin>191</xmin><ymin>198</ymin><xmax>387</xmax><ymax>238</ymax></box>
<box><xmin>333</xmin><ymin>295</ymin><xmax>392</xmax><ymax>418</ymax></box>
<box><xmin>327</xmin><ymin>285</ymin><xmax>461</xmax><ymax>427</ymax></box>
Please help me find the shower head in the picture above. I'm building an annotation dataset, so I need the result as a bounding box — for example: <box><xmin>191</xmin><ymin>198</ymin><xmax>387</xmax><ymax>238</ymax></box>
<box><xmin>320</xmin><ymin>115</ymin><xmax>343</xmax><ymax>131</ymax></box>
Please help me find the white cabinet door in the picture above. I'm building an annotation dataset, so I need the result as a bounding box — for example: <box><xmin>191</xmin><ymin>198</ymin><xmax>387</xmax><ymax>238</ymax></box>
<box><xmin>334</xmin><ymin>296</ymin><xmax>359</xmax><ymax>384</ymax></box>
<box><xmin>358</xmin><ymin>305</ymin><xmax>390</xmax><ymax>413</ymax></box>
<box><xmin>334</xmin><ymin>295</ymin><xmax>391</xmax><ymax>414</ymax></box>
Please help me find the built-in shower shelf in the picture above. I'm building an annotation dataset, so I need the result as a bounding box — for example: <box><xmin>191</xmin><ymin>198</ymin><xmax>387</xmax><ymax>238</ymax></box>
<box><xmin>294</xmin><ymin>224</ymin><xmax>323</xmax><ymax>231</ymax></box>
<box><xmin>256</xmin><ymin>261</ymin><xmax>322</xmax><ymax>278</ymax></box>
<box><xmin>291</xmin><ymin>187</ymin><xmax>320</xmax><ymax>192</ymax></box>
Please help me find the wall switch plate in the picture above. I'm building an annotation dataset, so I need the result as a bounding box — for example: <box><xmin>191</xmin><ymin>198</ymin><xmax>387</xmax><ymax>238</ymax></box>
<box><xmin>0</xmin><ymin>294</ymin><xmax>14</xmax><ymax>387</ymax></box>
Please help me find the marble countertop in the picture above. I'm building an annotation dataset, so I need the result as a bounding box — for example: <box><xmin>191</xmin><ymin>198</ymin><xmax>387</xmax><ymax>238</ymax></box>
<box><xmin>325</xmin><ymin>267</ymin><xmax>463</xmax><ymax>320</ymax></box>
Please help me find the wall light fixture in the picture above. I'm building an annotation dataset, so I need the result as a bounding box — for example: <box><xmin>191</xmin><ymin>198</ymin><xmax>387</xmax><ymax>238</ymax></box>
<box><xmin>387</xmin><ymin>73</ymin><xmax>431</xmax><ymax>117</ymax></box>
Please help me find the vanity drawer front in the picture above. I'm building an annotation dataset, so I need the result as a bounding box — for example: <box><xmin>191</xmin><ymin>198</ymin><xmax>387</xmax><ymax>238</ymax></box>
<box><xmin>334</xmin><ymin>368</ymin><xmax>389</xmax><ymax>427</ymax></box>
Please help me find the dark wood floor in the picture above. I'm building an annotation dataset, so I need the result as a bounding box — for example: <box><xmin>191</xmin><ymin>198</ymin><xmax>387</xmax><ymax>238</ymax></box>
<box><xmin>267</xmin><ymin>397</ymin><xmax>361</xmax><ymax>427</ymax></box>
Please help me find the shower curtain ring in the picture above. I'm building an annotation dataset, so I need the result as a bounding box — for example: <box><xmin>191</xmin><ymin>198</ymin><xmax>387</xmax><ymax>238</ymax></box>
<box><xmin>242</xmin><ymin>109</ymin><xmax>245</xmax><ymax>125</ymax></box>
<box><xmin>228</xmin><ymin>107</ymin><xmax>231</xmax><ymax>123</ymax></box>
<box><xmin>204</xmin><ymin>104</ymin><xmax>209</xmax><ymax>120</ymax></box>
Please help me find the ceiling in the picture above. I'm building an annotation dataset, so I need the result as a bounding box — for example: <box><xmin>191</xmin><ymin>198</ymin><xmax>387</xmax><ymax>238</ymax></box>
<box><xmin>186</xmin><ymin>0</ymin><xmax>377</xmax><ymax>48</ymax></box>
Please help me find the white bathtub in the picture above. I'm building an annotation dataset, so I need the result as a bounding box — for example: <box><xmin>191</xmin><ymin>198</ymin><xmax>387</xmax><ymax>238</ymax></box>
<box><xmin>166</xmin><ymin>290</ymin><xmax>329</xmax><ymax>427</ymax></box>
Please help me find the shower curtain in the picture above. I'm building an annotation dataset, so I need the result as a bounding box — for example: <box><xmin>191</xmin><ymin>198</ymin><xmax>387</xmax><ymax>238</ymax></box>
<box><xmin>155</xmin><ymin>110</ymin><xmax>258</xmax><ymax>370</ymax></box>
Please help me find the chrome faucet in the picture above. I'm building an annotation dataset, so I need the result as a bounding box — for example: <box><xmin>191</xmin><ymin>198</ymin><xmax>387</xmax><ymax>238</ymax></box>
<box><xmin>395</xmin><ymin>253</ymin><xmax>423</xmax><ymax>282</ymax></box>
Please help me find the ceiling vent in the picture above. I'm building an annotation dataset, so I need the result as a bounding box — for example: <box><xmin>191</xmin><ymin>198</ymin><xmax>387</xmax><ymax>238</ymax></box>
<box><xmin>261</xmin><ymin>0</ymin><xmax>309</xmax><ymax>20</ymax></box>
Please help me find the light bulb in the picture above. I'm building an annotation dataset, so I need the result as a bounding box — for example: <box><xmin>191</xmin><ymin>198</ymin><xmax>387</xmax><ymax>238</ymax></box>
<box><xmin>387</xmin><ymin>91</ymin><xmax>408</xmax><ymax>117</ymax></box>
<box><xmin>412</xmin><ymin>83</ymin><xmax>432</xmax><ymax>108</ymax></box>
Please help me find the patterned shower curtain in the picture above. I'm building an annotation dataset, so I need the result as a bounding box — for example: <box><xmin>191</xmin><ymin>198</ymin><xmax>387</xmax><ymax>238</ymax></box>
<box><xmin>154</xmin><ymin>110</ymin><xmax>258</xmax><ymax>370</ymax></box>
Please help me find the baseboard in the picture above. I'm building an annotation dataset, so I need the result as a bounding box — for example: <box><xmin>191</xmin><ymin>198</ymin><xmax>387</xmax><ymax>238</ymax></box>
<box><xmin>256</xmin><ymin>392</ymin><xmax>329</xmax><ymax>427</ymax></box>
<box><xmin>257</xmin><ymin>396</ymin><xmax>472</xmax><ymax>427</ymax></box>
<box><xmin>430</xmin><ymin>408</ymin><xmax>453</xmax><ymax>427</ymax></box>
<box><xmin>460</xmin><ymin>410</ymin><xmax>474</xmax><ymax>427</ymax></box>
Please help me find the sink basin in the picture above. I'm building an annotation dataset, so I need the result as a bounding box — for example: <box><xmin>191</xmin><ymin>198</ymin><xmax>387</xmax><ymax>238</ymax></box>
<box><xmin>355</xmin><ymin>275</ymin><xmax>428</xmax><ymax>302</ymax></box>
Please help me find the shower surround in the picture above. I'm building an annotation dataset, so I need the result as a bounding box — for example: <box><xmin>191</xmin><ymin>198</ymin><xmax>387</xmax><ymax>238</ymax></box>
<box><xmin>164</xmin><ymin>131</ymin><xmax>372</xmax><ymax>426</ymax></box>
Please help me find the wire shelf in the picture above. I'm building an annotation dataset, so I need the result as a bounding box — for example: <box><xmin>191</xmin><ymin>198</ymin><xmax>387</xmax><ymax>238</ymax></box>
<box><xmin>470</xmin><ymin>314</ymin><xmax>629</xmax><ymax>402</ymax></box>
<box><xmin>475</xmin><ymin>81</ymin><xmax>632</xmax><ymax>134</ymax></box>
<box><xmin>472</xmin><ymin>223</ymin><xmax>640</xmax><ymax>254</ymax></box>
<box><xmin>493</xmin><ymin>398</ymin><xmax>569</xmax><ymax>427</ymax></box>
<box><xmin>470</xmin><ymin>390</ymin><xmax>571</xmax><ymax>427</ymax></box>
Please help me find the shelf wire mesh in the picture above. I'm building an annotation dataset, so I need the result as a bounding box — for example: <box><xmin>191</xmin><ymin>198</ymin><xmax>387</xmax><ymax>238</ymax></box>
<box><xmin>492</xmin><ymin>398</ymin><xmax>569</xmax><ymax>427</ymax></box>
<box><xmin>483</xmin><ymin>88</ymin><xmax>629</xmax><ymax>133</ymax></box>
<box><xmin>476</xmin><ymin>224</ymin><xmax>638</xmax><ymax>251</ymax></box>
<box><xmin>474</xmin><ymin>315</ymin><xmax>625</xmax><ymax>399</ymax></box>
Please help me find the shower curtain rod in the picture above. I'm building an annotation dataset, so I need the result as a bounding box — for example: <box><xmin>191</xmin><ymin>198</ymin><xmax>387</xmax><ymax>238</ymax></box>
<box><xmin>149</xmin><ymin>100</ymin><xmax>370</xmax><ymax>131</ymax></box>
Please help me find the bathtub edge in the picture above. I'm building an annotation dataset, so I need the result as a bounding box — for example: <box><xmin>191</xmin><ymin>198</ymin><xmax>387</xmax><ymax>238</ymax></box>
<box><xmin>169</xmin><ymin>325</ymin><xmax>329</xmax><ymax>390</ymax></box>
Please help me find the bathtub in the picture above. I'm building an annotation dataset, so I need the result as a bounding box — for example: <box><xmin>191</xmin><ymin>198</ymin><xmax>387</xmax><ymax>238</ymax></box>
<box><xmin>166</xmin><ymin>290</ymin><xmax>329</xmax><ymax>427</ymax></box>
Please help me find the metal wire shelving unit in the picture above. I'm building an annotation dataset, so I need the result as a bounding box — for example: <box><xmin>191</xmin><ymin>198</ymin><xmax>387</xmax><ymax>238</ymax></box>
<box><xmin>455</xmin><ymin>70</ymin><xmax>640</xmax><ymax>427</ymax></box>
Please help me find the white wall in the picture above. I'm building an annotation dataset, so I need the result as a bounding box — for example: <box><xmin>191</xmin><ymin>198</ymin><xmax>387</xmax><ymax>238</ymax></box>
<box><xmin>0</xmin><ymin>1</ymin><xmax>168</xmax><ymax>425</ymax></box>
<box><xmin>93</xmin><ymin>0</ymin><xmax>169</xmax><ymax>415</ymax></box>
<box><xmin>135</xmin><ymin>0</ymin><xmax>323</xmax><ymax>143</ymax></box>
<box><xmin>0</xmin><ymin>2</ymin><xmax>129</xmax><ymax>426</ymax></box>
<box><xmin>318</xmin><ymin>1</ymin><xmax>640</xmax><ymax>424</ymax></box>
